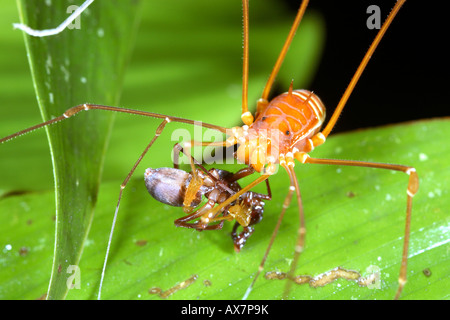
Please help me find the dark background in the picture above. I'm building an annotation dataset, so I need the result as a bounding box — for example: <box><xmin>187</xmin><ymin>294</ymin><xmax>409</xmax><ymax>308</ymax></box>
<box><xmin>279</xmin><ymin>0</ymin><xmax>448</xmax><ymax>133</ymax></box>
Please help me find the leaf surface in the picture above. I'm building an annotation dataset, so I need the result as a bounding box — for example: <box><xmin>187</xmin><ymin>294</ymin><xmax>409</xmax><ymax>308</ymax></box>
<box><xmin>2</xmin><ymin>0</ymin><xmax>141</xmax><ymax>299</ymax></box>
<box><xmin>2</xmin><ymin>0</ymin><xmax>446</xmax><ymax>301</ymax></box>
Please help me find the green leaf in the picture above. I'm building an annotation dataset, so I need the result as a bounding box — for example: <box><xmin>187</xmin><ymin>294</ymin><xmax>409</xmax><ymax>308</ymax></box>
<box><xmin>2</xmin><ymin>117</ymin><xmax>449</xmax><ymax>299</ymax></box>
<box><xmin>3</xmin><ymin>0</ymin><xmax>447</xmax><ymax>301</ymax></box>
<box><xmin>0</xmin><ymin>0</ymin><xmax>325</xmax><ymax>300</ymax></box>
<box><xmin>68</xmin><ymin>119</ymin><xmax>450</xmax><ymax>300</ymax></box>
<box><xmin>2</xmin><ymin>0</ymin><xmax>142</xmax><ymax>299</ymax></box>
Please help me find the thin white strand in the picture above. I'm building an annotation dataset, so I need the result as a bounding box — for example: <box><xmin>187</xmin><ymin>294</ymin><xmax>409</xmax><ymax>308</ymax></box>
<box><xmin>13</xmin><ymin>0</ymin><xmax>94</xmax><ymax>37</ymax></box>
<box><xmin>97</xmin><ymin>196</ymin><xmax>121</xmax><ymax>300</ymax></box>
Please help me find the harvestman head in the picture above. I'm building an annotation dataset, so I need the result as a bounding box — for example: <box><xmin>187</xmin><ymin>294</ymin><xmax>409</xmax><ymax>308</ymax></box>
<box><xmin>2</xmin><ymin>0</ymin><xmax>418</xmax><ymax>300</ymax></box>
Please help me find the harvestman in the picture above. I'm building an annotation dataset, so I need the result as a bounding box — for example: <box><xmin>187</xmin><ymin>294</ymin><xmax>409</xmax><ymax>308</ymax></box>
<box><xmin>2</xmin><ymin>0</ymin><xmax>418</xmax><ymax>299</ymax></box>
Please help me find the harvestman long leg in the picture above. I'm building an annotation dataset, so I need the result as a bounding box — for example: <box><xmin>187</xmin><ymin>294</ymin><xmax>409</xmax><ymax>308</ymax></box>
<box><xmin>238</xmin><ymin>0</ymin><xmax>415</xmax><ymax>300</ymax></box>
<box><xmin>3</xmin><ymin>0</ymin><xmax>415</xmax><ymax>301</ymax></box>
<box><xmin>0</xmin><ymin>102</ymin><xmax>269</xmax><ymax>299</ymax></box>
<box><xmin>299</xmin><ymin>156</ymin><xmax>418</xmax><ymax>299</ymax></box>
<box><xmin>0</xmin><ymin>103</ymin><xmax>229</xmax><ymax>144</ymax></box>
<box><xmin>290</xmin><ymin>0</ymin><xmax>415</xmax><ymax>300</ymax></box>
<box><xmin>0</xmin><ymin>103</ymin><xmax>230</xmax><ymax>299</ymax></box>
<box><xmin>240</xmin><ymin>0</ymin><xmax>309</xmax><ymax>125</ymax></box>
<box><xmin>238</xmin><ymin>0</ymin><xmax>310</xmax><ymax>300</ymax></box>
<box><xmin>241</xmin><ymin>164</ymin><xmax>302</xmax><ymax>300</ymax></box>
<box><xmin>283</xmin><ymin>155</ymin><xmax>419</xmax><ymax>299</ymax></box>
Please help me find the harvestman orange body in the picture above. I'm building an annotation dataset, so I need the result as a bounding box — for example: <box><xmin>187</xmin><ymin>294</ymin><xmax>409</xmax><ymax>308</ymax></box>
<box><xmin>1</xmin><ymin>0</ymin><xmax>418</xmax><ymax>299</ymax></box>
